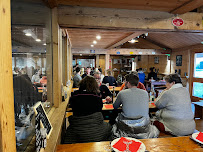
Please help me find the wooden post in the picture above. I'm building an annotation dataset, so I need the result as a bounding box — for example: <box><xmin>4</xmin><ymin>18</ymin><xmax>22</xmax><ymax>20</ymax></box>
<box><xmin>52</xmin><ymin>7</ymin><xmax>61</xmax><ymax>107</ymax></box>
<box><xmin>96</xmin><ymin>55</ymin><xmax>99</xmax><ymax>68</ymax></box>
<box><xmin>0</xmin><ymin>0</ymin><xmax>17</xmax><ymax>151</ymax></box>
<box><xmin>62</xmin><ymin>36</ymin><xmax>68</xmax><ymax>85</ymax></box>
<box><xmin>105</xmin><ymin>54</ymin><xmax>110</xmax><ymax>75</ymax></box>
<box><xmin>68</xmin><ymin>44</ymin><xmax>72</xmax><ymax>80</ymax></box>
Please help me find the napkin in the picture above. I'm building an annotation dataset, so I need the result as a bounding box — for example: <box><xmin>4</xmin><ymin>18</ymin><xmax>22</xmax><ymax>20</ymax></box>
<box><xmin>112</xmin><ymin>137</ymin><xmax>141</xmax><ymax>152</ymax></box>
<box><xmin>104</xmin><ymin>104</ymin><xmax>114</xmax><ymax>109</ymax></box>
<box><xmin>196</xmin><ymin>132</ymin><xmax>203</xmax><ymax>142</ymax></box>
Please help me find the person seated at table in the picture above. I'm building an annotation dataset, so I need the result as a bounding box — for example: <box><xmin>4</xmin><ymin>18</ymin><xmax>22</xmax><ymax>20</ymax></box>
<box><xmin>64</xmin><ymin>76</ymin><xmax>112</xmax><ymax>143</ymax></box>
<box><xmin>120</xmin><ymin>71</ymin><xmax>146</xmax><ymax>91</ymax></box>
<box><xmin>98</xmin><ymin>68</ymin><xmax>104</xmax><ymax>83</ymax></box>
<box><xmin>148</xmin><ymin>67</ymin><xmax>157</xmax><ymax>80</ymax></box>
<box><xmin>40</xmin><ymin>76</ymin><xmax>47</xmax><ymax>87</ymax></box>
<box><xmin>94</xmin><ymin>72</ymin><xmax>112</xmax><ymax>103</ymax></box>
<box><xmin>102</xmin><ymin>70</ymin><xmax>117</xmax><ymax>86</ymax></box>
<box><xmin>73</xmin><ymin>67</ymin><xmax>82</xmax><ymax>88</ymax></box>
<box><xmin>138</xmin><ymin>68</ymin><xmax>145</xmax><ymax>84</ymax></box>
<box><xmin>112</xmin><ymin>73</ymin><xmax>159</xmax><ymax>139</ymax></box>
<box><xmin>82</xmin><ymin>67</ymin><xmax>91</xmax><ymax>78</ymax></box>
<box><xmin>31</xmin><ymin>69</ymin><xmax>41</xmax><ymax>84</ymax></box>
<box><xmin>154</xmin><ymin>74</ymin><xmax>195</xmax><ymax>136</ymax></box>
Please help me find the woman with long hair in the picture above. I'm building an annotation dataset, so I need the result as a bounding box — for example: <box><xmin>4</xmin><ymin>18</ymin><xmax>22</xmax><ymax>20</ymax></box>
<box><xmin>64</xmin><ymin>76</ymin><xmax>112</xmax><ymax>143</ymax></box>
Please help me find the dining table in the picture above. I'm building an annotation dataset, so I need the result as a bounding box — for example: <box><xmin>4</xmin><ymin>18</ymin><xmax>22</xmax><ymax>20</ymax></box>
<box><xmin>56</xmin><ymin>136</ymin><xmax>202</xmax><ymax>152</ymax></box>
<box><xmin>71</xmin><ymin>86</ymin><xmax>122</xmax><ymax>93</ymax></box>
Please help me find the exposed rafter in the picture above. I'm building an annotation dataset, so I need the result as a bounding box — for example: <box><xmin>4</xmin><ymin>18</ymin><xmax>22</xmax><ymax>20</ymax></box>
<box><xmin>170</xmin><ymin>0</ymin><xmax>203</xmax><ymax>14</ymax></box>
<box><xmin>143</xmin><ymin>37</ymin><xmax>172</xmax><ymax>51</ymax></box>
<box><xmin>105</xmin><ymin>32</ymin><xmax>144</xmax><ymax>49</ymax></box>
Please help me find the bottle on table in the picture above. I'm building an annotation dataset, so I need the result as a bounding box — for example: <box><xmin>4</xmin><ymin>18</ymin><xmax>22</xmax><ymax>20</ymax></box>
<box><xmin>150</xmin><ymin>85</ymin><xmax>156</xmax><ymax>102</ymax></box>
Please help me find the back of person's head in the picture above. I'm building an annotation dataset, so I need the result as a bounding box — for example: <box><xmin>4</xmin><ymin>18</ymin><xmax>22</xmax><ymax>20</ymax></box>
<box><xmin>164</xmin><ymin>74</ymin><xmax>182</xmax><ymax>84</ymax></box>
<box><xmin>79</xmin><ymin>75</ymin><xmax>99</xmax><ymax>94</ymax></box>
<box><xmin>34</xmin><ymin>69</ymin><xmax>39</xmax><ymax>75</ymax></box>
<box><xmin>76</xmin><ymin>67</ymin><xmax>80</xmax><ymax>73</ymax></box>
<box><xmin>98</xmin><ymin>68</ymin><xmax>102</xmax><ymax>73</ymax></box>
<box><xmin>130</xmin><ymin>71</ymin><xmax>138</xmax><ymax>76</ymax></box>
<box><xmin>125</xmin><ymin>73</ymin><xmax>139</xmax><ymax>86</ymax></box>
<box><xmin>107</xmin><ymin>70</ymin><xmax>112</xmax><ymax>76</ymax></box>
<box><xmin>138</xmin><ymin>68</ymin><xmax>142</xmax><ymax>71</ymax></box>
<box><xmin>14</xmin><ymin>67</ymin><xmax>19</xmax><ymax>72</ymax></box>
<box><xmin>150</xmin><ymin>67</ymin><xmax>154</xmax><ymax>72</ymax></box>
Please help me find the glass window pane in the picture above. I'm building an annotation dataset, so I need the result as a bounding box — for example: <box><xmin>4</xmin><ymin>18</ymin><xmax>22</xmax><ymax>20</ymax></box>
<box><xmin>12</xmin><ymin>0</ymin><xmax>52</xmax><ymax>151</ymax></box>
<box><xmin>194</xmin><ymin>53</ymin><xmax>203</xmax><ymax>78</ymax></box>
<box><xmin>193</xmin><ymin>82</ymin><xmax>203</xmax><ymax>98</ymax></box>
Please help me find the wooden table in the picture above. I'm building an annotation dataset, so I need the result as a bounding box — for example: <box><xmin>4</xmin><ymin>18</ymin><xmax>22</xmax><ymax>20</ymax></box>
<box><xmin>71</xmin><ymin>87</ymin><xmax>122</xmax><ymax>93</ymax></box>
<box><xmin>192</xmin><ymin>101</ymin><xmax>203</xmax><ymax>119</ymax></box>
<box><xmin>56</xmin><ymin>136</ymin><xmax>202</xmax><ymax>152</ymax></box>
<box><xmin>102</xmin><ymin>103</ymin><xmax>156</xmax><ymax>110</ymax></box>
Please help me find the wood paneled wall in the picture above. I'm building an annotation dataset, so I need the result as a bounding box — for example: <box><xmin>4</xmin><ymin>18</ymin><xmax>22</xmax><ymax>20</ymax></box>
<box><xmin>135</xmin><ymin>55</ymin><xmax>170</xmax><ymax>75</ymax></box>
<box><xmin>0</xmin><ymin>0</ymin><xmax>16</xmax><ymax>151</ymax></box>
<box><xmin>99</xmin><ymin>55</ymin><xmax>106</xmax><ymax>75</ymax></box>
<box><xmin>171</xmin><ymin>50</ymin><xmax>190</xmax><ymax>77</ymax></box>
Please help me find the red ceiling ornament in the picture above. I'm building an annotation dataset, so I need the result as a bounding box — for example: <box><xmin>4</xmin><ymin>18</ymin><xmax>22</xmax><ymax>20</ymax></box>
<box><xmin>172</xmin><ymin>17</ymin><xmax>184</xmax><ymax>27</ymax></box>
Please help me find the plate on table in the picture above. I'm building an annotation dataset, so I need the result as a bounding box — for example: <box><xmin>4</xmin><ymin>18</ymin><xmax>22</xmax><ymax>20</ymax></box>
<box><xmin>111</xmin><ymin>137</ymin><xmax>146</xmax><ymax>152</ymax></box>
<box><xmin>191</xmin><ymin>132</ymin><xmax>203</xmax><ymax>144</ymax></box>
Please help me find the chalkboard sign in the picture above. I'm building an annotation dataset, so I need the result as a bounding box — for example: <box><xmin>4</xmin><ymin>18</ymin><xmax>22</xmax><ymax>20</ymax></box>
<box><xmin>33</xmin><ymin>102</ymin><xmax>53</xmax><ymax>139</ymax></box>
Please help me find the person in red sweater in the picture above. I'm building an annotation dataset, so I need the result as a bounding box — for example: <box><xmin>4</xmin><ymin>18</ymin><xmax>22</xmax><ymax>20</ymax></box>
<box><xmin>120</xmin><ymin>71</ymin><xmax>146</xmax><ymax>91</ymax></box>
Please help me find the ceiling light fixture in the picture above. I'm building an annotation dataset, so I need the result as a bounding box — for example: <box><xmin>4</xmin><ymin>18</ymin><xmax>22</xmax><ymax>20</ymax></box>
<box><xmin>91</xmin><ymin>45</ymin><xmax>94</xmax><ymax>47</ymax></box>
<box><xmin>25</xmin><ymin>33</ymin><xmax>32</xmax><ymax>36</ymax></box>
<box><xmin>43</xmin><ymin>43</ymin><xmax>46</xmax><ymax>46</ymax></box>
<box><xmin>96</xmin><ymin>35</ymin><xmax>101</xmax><ymax>40</ymax></box>
<box><xmin>128</xmin><ymin>39</ymin><xmax>138</xmax><ymax>43</ymax></box>
<box><xmin>36</xmin><ymin>39</ymin><xmax>41</xmax><ymax>42</ymax></box>
<box><xmin>93</xmin><ymin>40</ymin><xmax>97</xmax><ymax>44</ymax></box>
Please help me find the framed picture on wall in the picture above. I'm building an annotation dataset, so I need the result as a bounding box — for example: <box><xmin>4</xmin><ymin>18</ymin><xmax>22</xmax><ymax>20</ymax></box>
<box><xmin>176</xmin><ymin>55</ymin><xmax>182</xmax><ymax>66</ymax></box>
<box><xmin>138</xmin><ymin>55</ymin><xmax>141</xmax><ymax>61</ymax></box>
<box><xmin>154</xmin><ymin>57</ymin><xmax>159</xmax><ymax>64</ymax></box>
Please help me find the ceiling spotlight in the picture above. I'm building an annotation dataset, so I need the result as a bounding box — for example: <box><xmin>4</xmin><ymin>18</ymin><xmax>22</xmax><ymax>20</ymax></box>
<box><xmin>128</xmin><ymin>39</ymin><xmax>138</xmax><ymax>43</ymax></box>
<box><xmin>91</xmin><ymin>45</ymin><xmax>94</xmax><ymax>47</ymax></box>
<box><xmin>93</xmin><ymin>40</ymin><xmax>97</xmax><ymax>44</ymax></box>
<box><xmin>25</xmin><ymin>33</ymin><xmax>32</xmax><ymax>36</ymax></box>
<box><xmin>80</xmin><ymin>54</ymin><xmax>82</xmax><ymax>56</ymax></box>
<box><xmin>36</xmin><ymin>39</ymin><xmax>41</xmax><ymax>42</ymax></box>
<box><xmin>43</xmin><ymin>43</ymin><xmax>46</xmax><ymax>46</ymax></box>
<box><xmin>96</xmin><ymin>35</ymin><xmax>101</xmax><ymax>40</ymax></box>
<box><xmin>152</xmin><ymin>52</ymin><xmax>156</xmax><ymax>54</ymax></box>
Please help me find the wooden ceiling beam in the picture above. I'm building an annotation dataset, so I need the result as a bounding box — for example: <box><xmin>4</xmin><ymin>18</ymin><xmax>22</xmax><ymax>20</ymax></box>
<box><xmin>71</xmin><ymin>48</ymin><xmax>168</xmax><ymax>55</ymax></box>
<box><xmin>170</xmin><ymin>0</ymin><xmax>203</xmax><ymax>14</ymax></box>
<box><xmin>141</xmin><ymin>37</ymin><xmax>172</xmax><ymax>51</ymax></box>
<box><xmin>105</xmin><ymin>32</ymin><xmax>144</xmax><ymax>49</ymax></box>
<box><xmin>58</xmin><ymin>6</ymin><xmax>203</xmax><ymax>32</ymax></box>
<box><xmin>42</xmin><ymin>0</ymin><xmax>58</xmax><ymax>8</ymax></box>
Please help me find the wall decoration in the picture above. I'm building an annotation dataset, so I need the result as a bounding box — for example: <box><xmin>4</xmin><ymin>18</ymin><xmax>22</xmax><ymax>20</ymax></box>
<box><xmin>176</xmin><ymin>55</ymin><xmax>182</xmax><ymax>66</ymax></box>
<box><xmin>138</xmin><ymin>55</ymin><xmax>141</xmax><ymax>61</ymax></box>
<box><xmin>154</xmin><ymin>57</ymin><xmax>159</xmax><ymax>64</ymax></box>
<box><xmin>113</xmin><ymin>59</ymin><xmax>121</xmax><ymax>64</ymax></box>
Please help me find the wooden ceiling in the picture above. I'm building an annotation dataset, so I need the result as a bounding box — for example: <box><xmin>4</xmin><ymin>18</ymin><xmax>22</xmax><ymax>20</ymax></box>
<box><xmin>67</xmin><ymin>29</ymin><xmax>135</xmax><ymax>49</ymax></box>
<box><xmin>12</xmin><ymin>25</ymin><xmax>47</xmax><ymax>52</ymax></box>
<box><xmin>47</xmin><ymin>0</ymin><xmax>203</xmax><ymax>14</ymax></box>
<box><xmin>66</xmin><ymin>28</ymin><xmax>203</xmax><ymax>50</ymax></box>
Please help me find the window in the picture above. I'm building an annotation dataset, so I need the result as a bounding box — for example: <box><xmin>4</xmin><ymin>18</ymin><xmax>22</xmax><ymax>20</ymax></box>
<box><xmin>192</xmin><ymin>82</ymin><xmax>203</xmax><ymax>98</ymax></box>
<box><xmin>12</xmin><ymin>0</ymin><xmax>53</xmax><ymax>151</ymax></box>
<box><xmin>194</xmin><ymin>53</ymin><xmax>203</xmax><ymax>78</ymax></box>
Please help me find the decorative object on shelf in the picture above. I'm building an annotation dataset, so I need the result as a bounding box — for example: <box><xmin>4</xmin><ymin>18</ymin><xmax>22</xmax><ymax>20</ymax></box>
<box><xmin>154</xmin><ymin>57</ymin><xmax>159</xmax><ymax>64</ymax></box>
<box><xmin>176</xmin><ymin>55</ymin><xmax>182</xmax><ymax>66</ymax></box>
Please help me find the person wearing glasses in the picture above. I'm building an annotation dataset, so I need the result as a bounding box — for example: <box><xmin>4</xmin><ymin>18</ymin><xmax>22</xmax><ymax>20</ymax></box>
<box><xmin>154</xmin><ymin>74</ymin><xmax>195</xmax><ymax>136</ymax></box>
